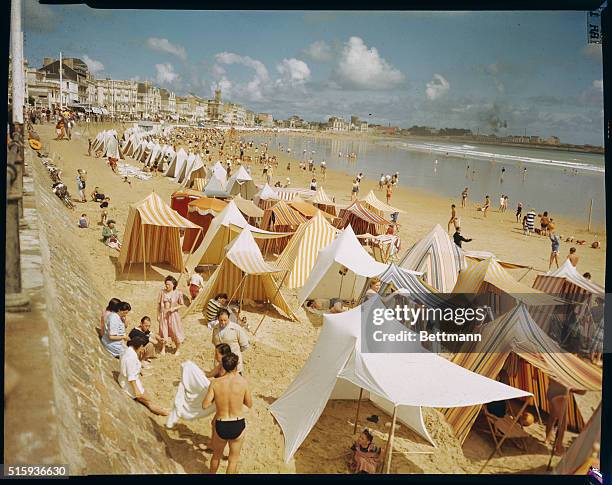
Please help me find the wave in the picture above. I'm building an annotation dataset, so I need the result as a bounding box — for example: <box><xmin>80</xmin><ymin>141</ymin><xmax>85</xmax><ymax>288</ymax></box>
<box><xmin>390</xmin><ymin>141</ymin><xmax>605</xmax><ymax>173</ymax></box>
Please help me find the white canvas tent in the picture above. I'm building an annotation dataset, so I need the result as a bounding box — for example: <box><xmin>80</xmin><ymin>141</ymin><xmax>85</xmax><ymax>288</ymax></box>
<box><xmin>254</xmin><ymin>183</ymin><xmax>281</xmax><ymax>209</ymax></box>
<box><xmin>204</xmin><ymin>175</ymin><xmax>230</xmax><ymax>198</ymax></box>
<box><xmin>176</xmin><ymin>152</ymin><xmax>197</xmax><ymax>183</ymax></box>
<box><xmin>269</xmin><ymin>304</ymin><xmax>532</xmax><ymax>464</ymax></box>
<box><xmin>209</xmin><ymin>161</ymin><xmax>227</xmax><ymax>184</ymax></box>
<box><xmin>164</xmin><ymin>148</ymin><xmax>188</xmax><ymax>177</ymax></box>
<box><xmin>226</xmin><ymin>166</ymin><xmax>257</xmax><ymax>199</ymax></box>
<box><xmin>297</xmin><ymin>225</ymin><xmax>387</xmax><ymax>306</ymax></box>
<box><xmin>181</xmin><ymin>154</ymin><xmax>206</xmax><ymax>188</ymax></box>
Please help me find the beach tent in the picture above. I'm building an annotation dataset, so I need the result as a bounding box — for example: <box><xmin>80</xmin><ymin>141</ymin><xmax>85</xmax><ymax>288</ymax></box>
<box><xmin>137</xmin><ymin>141</ymin><xmax>155</xmax><ymax>164</ymax></box>
<box><xmin>276</xmin><ymin>211</ymin><xmax>338</xmax><ymax>289</ymax></box>
<box><xmin>176</xmin><ymin>152</ymin><xmax>197</xmax><ymax>183</ymax></box>
<box><xmin>337</xmin><ymin>200</ymin><xmax>391</xmax><ymax>236</ymax></box>
<box><xmin>164</xmin><ymin>148</ymin><xmax>188</xmax><ymax>177</ymax></box>
<box><xmin>208</xmin><ymin>161</ymin><xmax>227</xmax><ymax>184</ymax></box>
<box><xmin>270</xmin><ymin>304</ymin><xmax>532</xmax><ymax>465</ymax></box>
<box><xmin>182</xmin><ymin>154</ymin><xmax>207</xmax><ymax>187</ymax></box>
<box><xmin>145</xmin><ymin>143</ymin><xmax>162</xmax><ymax>167</ymax></box>
<box><xmin>254</xmin><ymin>183</ymin><xmax>281</xmax><ymax>210</ymax></box>
<box><xmin>185</xmin><ymin>228</ymin><xmax>297</xmax><ymax>320</ymax></box>
<box><xmin>297</xmin><ymin>225</ymin><xmax>388</xmax><ymax>307</ymax></box>
<box><xmin>554</xmin><ymin>404</ymin><xmax>601</xmax><ymax>475</ymax></box>
<box><xmin>289</xmin><ymin>197</ymin><xmax>335</xmax><ymax>221</ymax></box>
<box><xmin>462</xmin><ymin>250</ymin><xmax>533</xmax><ymax>270</ymax></box>
<box><xmin>118</xmin><ymin>193</ymin><xmax>202</xmax><ymax>279</ymax></box>
<box><xmin>161</xmin><ymin>146</ymin><xmax>176</xmax><ymax>172</ymax></box>
<box><xmin>170</xmin><ymin>189</ymin><xmax>204</xmax><ymax>218</ymax></box>
<box><xmin>312</xmin><ymin>187</ymin><xmax>338</xmax><ymax>216</ymax></box>
<box><xmin>131</xmin><ymin>140</ymin><xmax>148</xmax><ymax>160</ymax></box>
<box><xmin>182</xmin><ymin>197</ymin><xmax>228</xmax><ymax>251</ymax></box>
<box><xmin>398</xmin><ymin>224</ymin><xmax>466</xmax><ymax>293</ymax></box>
<box><xmin>192</xmin><ymin>177</ymin><xmax>206</xmax><ymax>192</ymax></box>
<box><xmin>261</xmin><ymin>200</ymin><xmax>307</xmax><ymax>255</ymax></box>
<box><xmin>232</xmin><ymin>194</ymin><xmax>264</xmax><ymax>223</ymax></box>
<box><xmin>226</xmin><ymin>166</ymin><xmax>257</xmax><ymax>199</ymax></box>
<box><xmin>203</xmin><ymin>175</ymin><xmax>230</xmax><ymax>198</ymax></box>
<box><xmin>360</xmin><ymin>190</ymin><xmax>405</xmax><ymax>217</ymax></box>
<box><xmin>442</xmin><ymin>304</ymin><xmax>602</xmax><ymax>444</ymax></box>
<box><xmin>452</xmin><ymin>257</ymin><xmax>562</xmax><ymax>313</ymax></box>
<box><xmin>532</xmin><ymin>259</ymin><xmax>604</xmax><ymax>351</ymax></box>
<box><xmin>184</xmin><ymin>200</ymin><xmax>291</xmax><ymax>272</ymax></box>
<box><xmin>357</xmin><ymin>233</ymin><xmax>402</xmax><ymax>263</ymax></box>
<box><xmin>273</xmin><ymin>187</ymin><xmax>317</xmax><ymax>201</ymax></box>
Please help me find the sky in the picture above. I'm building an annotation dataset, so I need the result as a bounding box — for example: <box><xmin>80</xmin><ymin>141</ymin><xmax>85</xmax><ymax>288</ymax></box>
<box><xmin>22</xmin><ymin>2</ymin><xmax>605</xmax><ymax>145</ymax></box>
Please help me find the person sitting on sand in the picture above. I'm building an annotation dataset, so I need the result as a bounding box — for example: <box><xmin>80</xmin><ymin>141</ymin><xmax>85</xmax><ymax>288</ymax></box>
<box><xmin>78</xmin><ymin>213</ymin><xmax>89</xmax><ymax>228</ymax></box>
<box><xmin>206</xmin><ymin>293</ymin><xmax>229</xmax><ymax>324</ymax></box>
<box><xmin>91</xmin><ymin>186</ymin><xmax>105</xmax><ymax>202</ymax></box>
<box><xmin>591</xmin><ymin>241</ymin><xmax>601</xmax><ymax>249</ymax></box>
<box><xmin>101</xmin><ymin>300</ymin><xmax>131</xmax><ymax>358</ymax></box>
<box><xmin>102</xmin><ymin>220</ymin><xmax>121</xmax><ymax>250</ymax></box>
<box><xmin>129</xmin><ymin>316</ymin><xmax>161</xmax><ymax>367</ymax></box>
<box><xmin>567</xmin><ymin>247</ymin><xmax>579</xmax><ymax>267</ymax></box>
<box><xmin>119</xmin><ymin>335</ymin><xmax>169</xmax><ymax>416</ymax></box>
<box><xmin>99</xmin><ymin>297</ymin><xmax>122</xmax><ymax>338</ymax></box>
<box><xmin>306</xmin><ymin>298</ymin><xmax>348</xmax><ymax>314</ymax></box>
<box><xmin>349</xmin><ymin>429</ymin><xmax>381</xmax><ymax>474</ymax></box>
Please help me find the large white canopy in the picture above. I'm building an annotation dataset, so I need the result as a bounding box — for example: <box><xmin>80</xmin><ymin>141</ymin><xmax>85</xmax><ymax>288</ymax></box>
<box><xmin>297</xmin><ymin>225</ymin><xmax>387</xmax><ymax>306</ymax></box>
<box><xmin>269</xmin><ymin>303</ymin><xmax>532</xmax><ymax>463</ymax></box>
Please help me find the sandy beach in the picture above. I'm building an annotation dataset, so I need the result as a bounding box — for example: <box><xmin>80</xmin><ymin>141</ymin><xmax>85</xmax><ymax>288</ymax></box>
<box><xmin>35</xmin><ymin>121</ymin><xmax>603</xmax><ymax>474</ymax></box>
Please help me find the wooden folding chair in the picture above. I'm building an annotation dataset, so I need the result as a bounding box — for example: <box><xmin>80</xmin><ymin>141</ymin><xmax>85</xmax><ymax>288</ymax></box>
<box><xmin>483</xmin><ymin>408</ymin><xmax>530</xmax><ymax>454</ymax></box>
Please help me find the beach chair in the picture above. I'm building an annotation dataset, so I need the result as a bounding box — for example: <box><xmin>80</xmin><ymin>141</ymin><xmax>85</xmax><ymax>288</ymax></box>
<box><xmin>483</xmin><ymin>408</ymin><xmax>530</xmax><ymax>454</ymax></box>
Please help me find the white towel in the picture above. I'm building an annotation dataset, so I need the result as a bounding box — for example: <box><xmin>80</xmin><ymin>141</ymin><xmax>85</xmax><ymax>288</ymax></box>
<box><xmin>166</xmin><ymin>360</ymin><xmax>216</xmax><ymax>429</ymax></box>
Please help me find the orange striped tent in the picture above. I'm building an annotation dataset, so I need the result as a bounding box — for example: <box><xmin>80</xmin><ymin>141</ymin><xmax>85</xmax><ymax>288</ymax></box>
<box><xmin>289</xmin><ymin>197</ymin><xmax>335</xmax><ymax>221</ymax></box>
<box><xmin>170</xmin><ymin>189</ymin><xmax>204</xmax><ymax>218</ymax></box>
<box><xmin>441</xmin><ymin>304</ymin><xmax>602</xmax><ymax>444</ymax></box>
<box><xmin>312</xmin><ymin>187</ymin><xmax>338</xmax><ymax>216</ymax></box>
<box><xmin>118</xmin><ymin>193</ymin><xmax>202</xmax><ymax>279</ymax></box>
<box><xmin>276</xmin><ymin>211</ymin><xmax>338</xmax><ymax>289</ymax></box>
<box><xmin>261</xmin><ymin>200</ymin><xmax>307</xmax><ymax>255</ymax></box>
<box><xmin>337</xmin><ymin>200</ymin><xmax>391</xmax><ymax>236</ymax></box>
<box><xmin>185</xmin><ymin>228</ymin><xmax>297</xmax><ymax>320</ymax></box>
<box><xmin>182</xmin><ymin>197</ymin><xmax>228</xmax><ymax>252</ymax></box>
<box><xmin>453</xmin><ymin>257</ymin><xmax>562</xmax><ymax>314</ymax></box>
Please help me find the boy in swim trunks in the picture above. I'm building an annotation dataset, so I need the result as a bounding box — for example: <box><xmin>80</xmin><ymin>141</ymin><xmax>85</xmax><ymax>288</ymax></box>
<box><xmin>203</xmin><ymin>353</ymin><xmax>253</xmax><ymax>474</ymax></box>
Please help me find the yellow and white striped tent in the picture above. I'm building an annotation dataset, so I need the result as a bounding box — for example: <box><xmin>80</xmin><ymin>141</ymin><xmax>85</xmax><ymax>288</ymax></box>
<box><xmin>360</xmin><ymin>190</ymin><xmax>405</xmax><ymax>217</ymax></box>
<box><xmin>276</xmin><ymin>211</ymin><xmax>338</xmax><ymax>289</ymax></box>
<box><xmin>312</xmin><ymin>187</ymin><xmax>338</xmax><ymax>216</ymax></box>
<box><xmin>118</xmin><ymin>192</ymin><xmax>201</xmax><ymax>278</ymax></box>
<box><xmin>185</xmin><ymin>228</ymin><xmax>297</xmax><ymax>320</ymax></box>
<box><xmin>453</xmin><ymin>257</ymin><xmax>562</xmax><ymax>311</ymax></box>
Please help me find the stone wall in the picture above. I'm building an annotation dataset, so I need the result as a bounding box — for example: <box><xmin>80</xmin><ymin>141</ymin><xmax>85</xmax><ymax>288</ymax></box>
<box><xmin>31</xmin><ymin>154</ymin><xmax>184</xmax><ymax>475</ymax></box>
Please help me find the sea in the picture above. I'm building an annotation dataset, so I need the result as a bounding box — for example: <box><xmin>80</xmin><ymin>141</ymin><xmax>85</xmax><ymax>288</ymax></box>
<box><xmin>243</xmin><ymin>133</ymin><xmax>606</xmax><ymax>225</ymax></box>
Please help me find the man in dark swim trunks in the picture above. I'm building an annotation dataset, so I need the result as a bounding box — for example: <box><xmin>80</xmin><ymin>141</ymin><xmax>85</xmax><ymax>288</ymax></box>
<box><xmin>203</xmin><ymin>353</ymin><xmax>253</xmax><ymax>473</ymax></box>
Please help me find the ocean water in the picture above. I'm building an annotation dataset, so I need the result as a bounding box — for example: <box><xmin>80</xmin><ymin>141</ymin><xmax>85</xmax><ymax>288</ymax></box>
<box><xmin>244</xmin><ymin>133</ymin><xmax>606</xmax><ymax>225</ymax></box>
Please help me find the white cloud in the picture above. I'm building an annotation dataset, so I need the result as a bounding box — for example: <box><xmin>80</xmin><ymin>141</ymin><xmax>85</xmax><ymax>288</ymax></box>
<box><xmin>593</xmin><ymin>79</ymin><xmax>603</xmax><ymax>92</ymax></box>
<box><xmin>303</xmin><ymin>41</ymin><xmax>333</xmax><ymax>62</ymax></box>
<box><xmin>276</xmin><ymin>58</ymin><xmax>311</xmax><ymax>86</ymax></box>
<box><xmin>155</xmin><ymin>63</ymin><xmax>180</xmax><ymax>85</ymax></box>
<box><xmin>146</xmin><ymin>38</ymin><xmax>187</xmax><ymax>61</ymax></box>
<box><xmin>334</xmin><ymin>37</ymin><xmax>404</xmax><ymax>90</ymax></box>
<box><xmin>82</xmin><ymin>55</ymin><xmax>104</xmax><ymax>75</ymax></box>
<box><xmin>213</xmin><ymin>52</ymin><xmax>270</xmax><ymax>101</ymax></box>
<box><xmin>426</xmin><ymin>74</ymin><xmax>450</xmax><ymax>100</ymax></box>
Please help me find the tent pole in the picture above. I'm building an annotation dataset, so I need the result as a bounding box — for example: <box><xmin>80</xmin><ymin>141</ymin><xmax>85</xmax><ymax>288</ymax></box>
<box><xmin>229</xmin><ymin>273</ymin><xmax>248</xmax><ymax>306</ymax></box>
<box><xmin>383</xmin><ymin>406</ymin><xmax>398</xmax><ymax>474</ymax></box>
<box><xmin>239</xmin><ymin>273</ymin><xmax>247</xmax><ymax>315</ymax></box>
<box><xmin>517</xmin><ymin>267</ymin><xmax>533</xmax><ymax>283</ymax></box>
<box><xmin>353</xmin><ymin>388</ymin><xmax>364</xmax><ymax>434</ymax></box>
<box><xmin>479</xmin><ymin>400</ymin><xmax>529</xmax><ymax>473</ymax></box>
<box><xmin>254</xmin><ymin>270</ymin><xmax>289</xmax><ymax>335</ymax></box>
<box><xmin>180</xmin><ymin>227</ymin><xmax>202</xmax><ymax>288</ymax></box>
<box><xmin>532</xmin><ymin>395</ymin><xmax>544</xmax><ymax>426</ymax></box>
<box><xmin>141</xmin><ymin>223</ymin><xmax>147</xmax><ymax>282</ymax></box>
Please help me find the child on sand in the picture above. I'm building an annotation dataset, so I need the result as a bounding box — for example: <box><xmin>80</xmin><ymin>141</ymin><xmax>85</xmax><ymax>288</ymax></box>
<box><xmin>386</xmin><ymin>183</ymin><xmax>393</xmax><ymax>204</ymax></box>
<box><xmin>189</xmin><ymin>266</ymin><xmax>205</xmax><ymax>300</ymax></box>
<box><xmin>76</xmin><ymin>170</ymin><xmax>87</xmax><ymax>202</ymax></box>
<box><xmin>78</xmin><ymin>213</ymin><xmax>89</xmax><ymax>228</ymax></box>
<box><xmin>349</xmin><ymin>429</ymin><xmax>380</xmax><ymax>474</ymax></box>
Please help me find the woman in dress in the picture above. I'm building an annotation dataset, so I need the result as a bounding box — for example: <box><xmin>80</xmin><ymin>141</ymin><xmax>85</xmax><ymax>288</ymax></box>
<box><xmin>157</xmin><ymin>275</ymin><xmax>185</xmax><ymax>356</ymax></box>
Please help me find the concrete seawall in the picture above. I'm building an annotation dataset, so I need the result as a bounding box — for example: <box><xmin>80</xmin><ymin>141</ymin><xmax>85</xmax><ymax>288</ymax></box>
<box><xmin>30</xmin><ymin>150</ymin><xmax>184</xmax><ymax>474</ymax></box>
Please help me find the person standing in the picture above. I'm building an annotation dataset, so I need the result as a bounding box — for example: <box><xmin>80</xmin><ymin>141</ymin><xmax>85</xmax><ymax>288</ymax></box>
<box><xmin>525</xmin><ymin>208</ymin><xmax>536</xmax><ymax>234</ymax></box>
<box><xmin>567</xmin><ymin>247</ymin><xmax>579</xmax><ymax>267</ymax></box>
<box><xmin>385</xmin><ymin>183</ymin><xmax>393</xmax><ymax>204</ymax></box>
<box><xmin>76</xmin><ymin>169</ymin><xmax>87</xmax><ymax>202</ymax></box>
<box><xmin>310</xmin><ymin>177</ymin><xmax>317</xmax><ymax>191</ymax></box>
<box><xmin>351</xmin><ymin>179</ymin><xmax>360</xmax><ymax>201</ymax></box>
<box><xmin>157</xmin><ymin>276</ymin><xmax>185</xmax><ymax>356</ymax></box>
<box><xmin>453</xmin><ymin>228</ymin><xmax>472</xmax><ymax>248</ymax></box>
<box><xmin>211</xmin><ymin>309</ymin><xmax>249</xmax><ymax>374</ymax></box>
<box><xmin>482</xmin><ymin>195</ymin><xmax>490</xmax><ymax>218</ymax></box>
<box><xmin>203</xmin><ymin>353</ymin><xmax>253</xmax><ymax>474</ymax></box>
<box><xmin>549</xmin><ymin>230</ymin><xmax>561</xmax><ymax>269</ymax></box>
<box><xmin>515</xmin><ymin>202</ymin><xmax>523</xmax><ymax>223</ymax></box>
<box><xmin>461</xmin><ymin>187</ymin><xmax>468</xmax><ymax>208</ymax></box>
<box><xmin>448</xmin><ymin>204</ymin><xmax>458</xmax><ymax>234</ymax></box>
<box><xmin>379</xmin><ymin>174</ymin><xmax>385</xmax><ymax>190</ymax></box>
<box><xmin>189</xmin><ymin>266</ymin><xmax>205</xmax><ymax>300</ymax></box>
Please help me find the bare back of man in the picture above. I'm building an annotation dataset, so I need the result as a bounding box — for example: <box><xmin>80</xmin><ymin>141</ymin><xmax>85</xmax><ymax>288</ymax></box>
<box><xmin>203</xmin><ymin>354</ymin><xmax>253</xmax><ymax>474</ymax></box>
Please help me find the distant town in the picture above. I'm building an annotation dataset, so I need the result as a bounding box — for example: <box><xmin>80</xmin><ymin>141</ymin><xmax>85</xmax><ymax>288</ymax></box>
<box><xmin>9</xmin><ymin>55</ymin><xmax>603</xmax><ymax>154</ymax></box>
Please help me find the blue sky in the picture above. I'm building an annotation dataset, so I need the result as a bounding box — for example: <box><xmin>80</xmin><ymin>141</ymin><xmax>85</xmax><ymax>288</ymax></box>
<box><xmin>23</xmin><ymin>2</ymin><xmax>605</xmax><ymax>145</ymax></box>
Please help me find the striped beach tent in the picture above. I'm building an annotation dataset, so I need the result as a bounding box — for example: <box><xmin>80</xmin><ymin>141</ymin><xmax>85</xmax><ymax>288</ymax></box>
<box><xmin>453</xmin><ymin>257</ymin><xmax>562</xmax><ymax>313</ymax></box>
<box><xmin>398</xmin><ymin>224</ymin><xmax>466</xmax><ymax>293</ymax></box>
<box><xmin>170</xmin><ymin>189</ymin><xmax>204</xmax><ymax>218</ymax></box>
<box><xmin>337</xmin><ymin>200</ymin><xmax>391</xmax><ymax>236</ymax></box>
<box><xmin>297</xmin><ymin>225</ymin><xmax>388</xmax><ymax>307</ymax></box>
<box><xmin>232</xmin><ymin>194</ymin><xmax>264</xmax><ymax>224</ymax></box>
<box><xmin>191</xmin><ymin>177</ymin><xmax>206</xmax><ymax>192</ymax></box>
<box><xmin>185</xmin><ymin>228</ymin><xmax>297</xmax><ymax>320</ymax></box>
<box><xmin>273</xmin><ymin>187</ymin><xmax>317</xmax><ymax>201</ymax></box>
<box><xmin>182</xmin><ymin>197</ymin><xmax>228</xmax><ymax>252</ymax></box>
<box><xmin>118</xmin><ymin>192</ymin><xmax>202</xmax><ymax>279</ymax></box>
<box><xmin>360</xmin><ymin>190</ymin><xmax>405</xmax><ymax>218</ymax></box>
<box><xmin>462</xmin><ymin>250</ymin><xmax>532</xmax><ymax>270</ymax></box>
<box><xmin>533</xmin><ymin>259</ymin><xmax>604</xmax><ymax>298</ymax></box>
<box><xmin>184</xmin><ymin>200</ymin><xmax>291</xmax><ymax>272</ymax></box>
<box><xmin>554</xmin><ymin>404</ymin><xmax>601</xmax><ymax>475</ymax></box>
<box><xmin>312</xmin><ymin>187</ymin><xmax>338</xmax><ymax>216</ymax></box>
<box><xmin>276</xmin><ymin>211</ymin><xmax>339</xmax><ymax>289</ymax></box>
<box><xmin>441</xmin><ymin>304</ymin><xmax>602</xmax><ymax>444</ymax></box>
<box><xmin>254</xmin><ymin>183</ymin><xmax>281</xmax><ymax>210</ymax></box>
<box><xmin>261</xmin><ymin>200</ymin><xmax>307</xmax><ymax>255</ymax></box>
<box><xmin>289</xmin><ymin>197</ymin><xmax>335</xmax><ymax>221</ymax></box>
<box><xmin>226</xmin><ymin>166</ymin><xmax>257</xmax><ymax>200</ymax></box>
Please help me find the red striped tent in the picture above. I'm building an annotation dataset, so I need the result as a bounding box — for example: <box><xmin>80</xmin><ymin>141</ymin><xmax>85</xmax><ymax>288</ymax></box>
<box><xmin>185</xmin><ymin>228</ymin><xmax>297</xmax><ymax>320</ymax></box>
<box><xmin>276</xmin><ymin>211</ymin><xmax>338</xmax><ymax>289</ymax></box>
<box><xmin>254</xmin><ymin>183</ymin><xmax>281</xmax><ymax>210</ymax></box>
<box><xmin>118</xmin><ymin>193</ymin><xmax>202</xmax><ymax>279</ymax></box>
<box><xmin>182</xmin><ymin>197</ymin><xmax>228</xmax><ymax>252</ymax></box>
<box><xmin>261</xmin><ymin>200</ymin><xmax>307</xmax><ymax>255</ymax></box>
<box><xmin>442</xmin><ymin>304</ymin><xmax>602</xmax><ymax>444</ymax></box>
<box><xmin>336</xmin><ymin>200</ymin><xmax>391</xmax><ymax>236</ymax></box>
<box><xmin>170</xmin><ymin>189</ymin><xmax>204</xmax><ymax>218</ymax></box>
